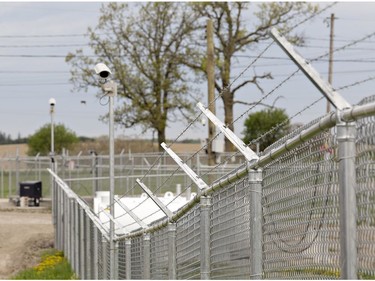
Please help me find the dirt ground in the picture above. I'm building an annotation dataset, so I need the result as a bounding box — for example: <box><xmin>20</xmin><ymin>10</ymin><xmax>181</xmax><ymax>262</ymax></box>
<box><xmin>0</xmin><ymin>199</ymin><xmax>54</xmax><ymax>280</ymax></box>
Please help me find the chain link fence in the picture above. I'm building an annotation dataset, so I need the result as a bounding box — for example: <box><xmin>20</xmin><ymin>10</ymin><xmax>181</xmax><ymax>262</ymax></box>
<box><xmin>47</xmin><ymin>95</ymin><xmax>375</xmax><ymax>279</ymax></box>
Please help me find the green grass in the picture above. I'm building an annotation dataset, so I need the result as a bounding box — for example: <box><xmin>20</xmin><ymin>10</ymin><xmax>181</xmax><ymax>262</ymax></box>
<box><xmin>271</xmin><ymin>267</ymin><xmax>375</xmax><ymax>279</ymax></box>
<box><xmin>12</xmin><ymin>250</ymin><xmax>76</xmax><ymax>280</ymax></box>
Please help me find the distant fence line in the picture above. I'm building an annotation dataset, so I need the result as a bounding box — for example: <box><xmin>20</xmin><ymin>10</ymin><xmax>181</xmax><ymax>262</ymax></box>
<box><xmin>49</xmin><ymin>95</ymin><xmax>375</xmax><ymax>279</ymax></box>
<box><xmin>0</xmin><ymin>151</ymin><xmax>244</xmax><ymax>199</ymax></box>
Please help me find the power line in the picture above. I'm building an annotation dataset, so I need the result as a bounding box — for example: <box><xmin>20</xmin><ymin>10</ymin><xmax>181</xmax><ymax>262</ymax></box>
<box><xmin>0</xmin><ymin>70</ymin><xmax>68</xmax><ymax>73</ymax></box>
<box><xmin>0</xmin><ymin>44</ymin><xmax>88</xmax><ymax>48</ymax></box>
<box><xmin>3</xmin><ymin>42</ymin><xmax>375</xmax><ymax>51</ymax></box>
<box><xmin>0</xmin><ymin>82</ymin><xmax>71</xmax><ymax>87</ymax></box>
<box><xmin>305</xmin><ymin>36</ymin><xmax>375</xmax><ymax>43</ymax></box>
<box><xmin>0</xmin><ymin>33</ymin><xmax>88</xmax><ymax>38</ymax></box>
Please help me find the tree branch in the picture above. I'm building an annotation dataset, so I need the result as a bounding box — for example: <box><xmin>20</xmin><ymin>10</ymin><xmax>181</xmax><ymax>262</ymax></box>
<box><xmin>231</xmin><ymin>73</ymin><xmax>272</xmax><ymax>94</ymax></box>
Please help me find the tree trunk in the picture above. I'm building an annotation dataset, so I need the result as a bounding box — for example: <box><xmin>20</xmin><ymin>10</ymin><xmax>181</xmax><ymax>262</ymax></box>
<box><xmin>222</xmin><ymin>88</ymin><xmax>235</xmax><ymax>152</ymax></box>
<box><xmin>157</xmin><ymin>128</ymin><xmax>166</xmax><ymax>152</ymax></box>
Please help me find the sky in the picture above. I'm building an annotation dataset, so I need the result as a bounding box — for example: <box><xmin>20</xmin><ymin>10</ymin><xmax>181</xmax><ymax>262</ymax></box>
<box><xmin>1</xmin><ymin>1</ymin><xmax>375</xmax><ymax>145</ymax></box>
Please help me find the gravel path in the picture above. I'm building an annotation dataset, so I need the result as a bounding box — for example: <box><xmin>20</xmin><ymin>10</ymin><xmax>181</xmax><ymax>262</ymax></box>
<box><xmin>0</xmin><ymin>199</ymin><xmax>54</xmax><ymax>279</ymax></box>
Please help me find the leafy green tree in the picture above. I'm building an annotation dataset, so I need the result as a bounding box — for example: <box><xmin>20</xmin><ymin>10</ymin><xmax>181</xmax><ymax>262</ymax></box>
<box><xmin>27</xmin><ymin>124</ymin><xmax>78</xmax><ymax>156</ymax></box>
<box><xmin>243</xmin><ymin>108</ymin><xmax>290</xmax><ymax>152</ymax></box>
<box><xmin>189</xmin><ymin>2</ymin><xmax>318</xmax><ymax>151</ymax></box>
<box><xmin>66</xmin><ymin>3</ymin><xmax>200</xmax><ymax>150</ymax></box>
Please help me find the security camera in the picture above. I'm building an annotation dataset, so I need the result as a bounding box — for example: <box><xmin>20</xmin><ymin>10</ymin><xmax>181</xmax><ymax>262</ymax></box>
<box><xmin>49</xmin><ymin>98</ymin><xmax>56</xmax><ymax>106</ymax></box>
<box><xmin>94</xmin><ymin>63</ymin><xmax>112</xmax><ymax>79</ymax></box>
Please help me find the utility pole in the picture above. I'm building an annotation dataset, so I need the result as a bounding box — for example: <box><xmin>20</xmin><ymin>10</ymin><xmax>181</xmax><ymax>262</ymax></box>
<box><xmin>206</xmin><ymin>19</ymin><xmax>216</xmax><ymax>167</ymax></box>
<box><xmin>327</xmin><ymin>13</ymin><xmax>335</xmax><ymax>113</ymax></box>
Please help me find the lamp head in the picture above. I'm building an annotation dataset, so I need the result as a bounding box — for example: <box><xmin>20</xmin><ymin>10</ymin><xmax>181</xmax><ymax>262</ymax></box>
<box><xmin>94</xmin><ymin>63</ymin><xmax>112</xmax><ymax>79</ymax></box>
<box><xmin>49</xmin><ymin>98</ymin><xmax>56</xmax><ymax>106</ymax></box>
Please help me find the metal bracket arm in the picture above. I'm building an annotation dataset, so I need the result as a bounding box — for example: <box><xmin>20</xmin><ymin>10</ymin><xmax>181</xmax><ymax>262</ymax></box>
<box><xmin>100</xmin><ymin>208</ymin><xmax>124</xmax><ymax>236</ymax></box>
<box><xmin>161</xmin><ymin>142</ymin><xmax>209</xmax><ymax>190</ymax></box>
<box><xmin>115</xmin><ymin>198</ymin><xmax>148</xmax><ymax>229</ymax></box>
<box><xmin>197</xmin><ymin>102</ymin><xmax>259</xmax><ymax>162</ymax></box>
<box><xmin>270</xmin><ymin>28</ymin><xmax>351</xmax><ymax>110</ymax></box>
<box><xmin>136</xmin><ymin>179</ymin><xmax>174</xmax><ymax>219</ymax></box>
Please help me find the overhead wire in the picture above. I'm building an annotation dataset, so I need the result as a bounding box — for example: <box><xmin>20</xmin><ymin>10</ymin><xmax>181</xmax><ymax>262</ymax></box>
<box><xmin>111</xmin><ymin>1</ymin><xmax>341</xmax><ymax>223</ymax></box>
<box><xmin>146</xmin><ymin>18</ymin><xmax>375</xmax><ymax>226</ymax></box>
<box><xmin>0</xmin><ymin>33</ymin><xmax>88</xmax><ymax>38</ymax></box>
<box><xmin>94</xmin><ymin>1</ymin><xmax>375</xmax><ymax>222</ymax></box>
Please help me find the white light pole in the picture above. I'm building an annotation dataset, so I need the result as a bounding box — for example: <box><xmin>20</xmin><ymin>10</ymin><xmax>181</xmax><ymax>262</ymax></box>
<box><xmin>94</xmin><ymin>63</ymin><xmax>117</xmax><ymax>279</ymax></box>
<box><xmin>49</xmin><ymin>98</ymin><xmax>56</xmax><ymax>158</ymax></box>
<box><xmin>49</xmin><ymin>97</ymin><xmax>57</xmax><ymax>248</ymax></box>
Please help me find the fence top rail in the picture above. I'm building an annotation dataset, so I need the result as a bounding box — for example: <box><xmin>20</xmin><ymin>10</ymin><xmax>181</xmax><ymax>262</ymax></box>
<box><xmin>47</xmin><ymin>168</ymin><xmax>110</xmax><ymax>240</ymax></box>
<box><xmin>255</xmin><ymin>101</ymin><xmax>375</xmax><ymax>169</ymax></box>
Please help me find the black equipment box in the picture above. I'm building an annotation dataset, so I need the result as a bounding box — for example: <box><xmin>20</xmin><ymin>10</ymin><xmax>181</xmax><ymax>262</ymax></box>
<box><xmin>19</xmin><ymin>181</ymin><xmax>42</xmax><ymax>206</ymax></box>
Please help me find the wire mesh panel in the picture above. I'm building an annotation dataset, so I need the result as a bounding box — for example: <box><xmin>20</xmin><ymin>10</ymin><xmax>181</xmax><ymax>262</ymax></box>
<box><xmin>118</xmin><ymin>239</ymin><xmax>128</xmax><ymax>280</ymax></box>
<box><xmin>88</xmin><ymin>220</ymin><xmax>96</xmax><ymax>279</ymax></box>
<box><xmin>356</xmin><ymin>97</ymin><xmax>375</xmax><ymax>279</ymax></box>
<box><xmin>262</xmin><ymin>128</ymin><xmax>340</xmax><ymax>279</ymax></box>
<box><xmin>210</xmin><ymin>177</ymin><xmax>251</xmax><ymax>279</ymax></box>
<box><xmin>97</xmin><ymin>232</ymin><xmax>105</xmax><ymax>280</ymax></box>
<box><xmin>150</xmin><ymin>228</ymin><xmax>169</xmax><ymax>279</ymax></box>
<box><xmin>131</xmin><ymin>235</ymin><xmax>144</xmax><ymax>279</ymax></box>
<box><xmin>176</xmin><ymin>203</ymin><xmax>201</xmax><ymax>280</ymax></box>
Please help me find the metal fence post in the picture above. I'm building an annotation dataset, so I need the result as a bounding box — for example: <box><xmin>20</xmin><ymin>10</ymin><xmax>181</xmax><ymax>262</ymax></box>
<box><xmin>66</xmin><ymin>197</ymin><xmax>72</xmax><ymax>266</ymax></box>
<box><xmin>15</xmin><ymin>148</ymin><xmax>19</xmax><ymax>198</ymax></box>
<box><xmin>64</xmin><ymin>194</ymin><xmax>69</xmax><ymax>256</ymax></box>
<box><xmin>55</xmin><ymin>181</ymin><xmax>60</xmax><ymax>251</ymax></box>
<box><xmin>200</xmin><ymin>196</ymin><xmax>211</xmax><ymax>280</ymax></box>
<box><xmin>91</xmin><ymin>151</ymin><xmax>98</xmax><ymax>198</ymax></box>
<box><xmin>86</xmin><ymin>216</ymin><xmax>92</xmax><ymax>279</ymax></box>
<box><xmin>337</xmin><ymin>120</ymin><xmax>358</xmax><ymax>279</ymax></box>
<box><xmin>168</xmin><ymin>223</ymin><xmax>177</xmax><ymax>279</ymax></box>
<box><xmin>79</xmin><ymin>207</ymin><xmax>86</xmax><ymax>279</ymax></box>
<box><xmin>8</xmin><ymin>167</ymin><xmax>12</xmax><ymax>199</ymax></box>
<box><xmin>69</xmin><ymin>198</ymin><xmax>75</xmax><ymax>271</ymax></box>
<box><xmin>113</xmin><ymin>240</ymin><xmax>119</xmax><ymax>280</ymax></box>
<box><xmin>63</xmin><ymin>194</ymin><xmax>68</xmax><ymax>257</ymax></box>
<box><xmin>59</xmin><ymin>185</ymin><xmax>64</xmax><ymax>251</ymax></box>
<box><xmin>249</xmin><ymin>169</ymin><xmax>263</xmax><ymax>279</ymax></box>
<box><xmin>126</xmin><ymin>238</ymin><xmax>132</xmax><ymax>280</ymax></box>
<box><xmin>102</xmin><ymin>236</ymin><xmax>109</xmax><ymax>280</ymax></box>
<box><xmin>143</xmin><ymin>234</ymin><xmax>151</xmax><ymax>279</ymax></box>
<box><xmin>74</xmin><ymin>201</ymin><xmax>80</xmax><ymax>277</ymax></box>
<box><xmin>62</xmin><ymin>149</ymin><xmax>66</xmax><ymax>179</ymax></box>
<box><xmin>92</xmin><ymin>227</ymin><xmax>99</xmax><ymax>280</ymax></box>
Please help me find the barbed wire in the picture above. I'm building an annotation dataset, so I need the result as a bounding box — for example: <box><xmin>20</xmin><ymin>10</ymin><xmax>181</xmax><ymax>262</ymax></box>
<box><xmin>312</xmin><ymin>30</ymin><xmax>375</xmax><ymax>62</ymax></box>
<box><xmin>165</xmin><ymin>95</ymin><xmax>327</xmax><ymax>209</ymax></box>
<box><xmin>108</xmin><ymin>24</ymin><xmax>279</xmax><ymax>220</ymax></box>
<box><xmin>335</xmin><ymin>75</ymin><xmax>375</xmax><ymax>91</ymax></box>
<box><xmin>152</xmin><ymin>36</ymin><xmax>375</xmax><ymax>219</ymax></box>
<box><xmin>165</xmin><ymin>0</ymin><xmax>338</xmax><ymax>151</ymax></box>
<box><xmin>103</xmin><ymin>2</ymin><xmax>339</xmax><ymax>219</ymax></box>
<box><xmin>283</xmin><ymin>2</ymin><xmax>337</xmax><ymax>35</ymax></box>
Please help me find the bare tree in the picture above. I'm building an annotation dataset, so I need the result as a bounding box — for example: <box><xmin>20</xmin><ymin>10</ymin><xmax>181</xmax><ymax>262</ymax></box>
<box><xmin>66</xmin><ymin>3</ymin><xmax>200</xmax><ymax>150</ymax></box>
<box><xmin>190</xmin><ymin>2</ymin><xmax>318</xmax><ymax>151</ymax></box>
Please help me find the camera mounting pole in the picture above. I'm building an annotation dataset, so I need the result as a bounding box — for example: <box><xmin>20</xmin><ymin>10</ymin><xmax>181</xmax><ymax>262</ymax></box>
<box><xmin>94</xmin><ymin>63</ymin><xmax>117</xmax><ymax>279</ymax></box>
